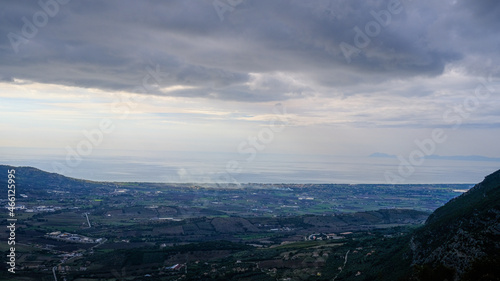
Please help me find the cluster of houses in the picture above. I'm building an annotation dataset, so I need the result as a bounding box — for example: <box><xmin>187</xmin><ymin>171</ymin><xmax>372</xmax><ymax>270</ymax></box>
<box><xmin>305</xmin><ymin>233</ymin><xmax>345</xmax><ymax>241</ymax></box>
<box><xmin>25</xmin><ymin>205</ymin><xmax>62</xmax><ymax>213</ymax></box>
<box><xmin>46</xmin><ymin>231</ymin><xmax>103</xmax><ymax>244</ymax></box>
<box><xmin>3</xmin><ymin>204</ymin><xmax>62</xmax><ymax>213</ymax></box>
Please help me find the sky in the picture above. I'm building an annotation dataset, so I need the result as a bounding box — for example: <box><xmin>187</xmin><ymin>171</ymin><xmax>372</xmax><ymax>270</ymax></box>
<box><xmin>1</xmin><ymin>0</ymin><xmax>500</xmax><ymax>184</ymax></box>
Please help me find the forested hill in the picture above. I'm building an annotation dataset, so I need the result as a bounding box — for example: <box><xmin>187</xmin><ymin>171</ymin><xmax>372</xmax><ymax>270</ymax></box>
<box><xmin>0</xmin><ymin>164</ymin><xmax>110</xmax><ymax>194</ymax></box>
<box><xmin>409</xmin><ymin>169</ymin><xmax>500</xmax><ymax>280</ymax></box>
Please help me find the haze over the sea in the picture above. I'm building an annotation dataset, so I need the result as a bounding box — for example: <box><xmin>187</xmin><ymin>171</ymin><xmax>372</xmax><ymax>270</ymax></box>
<box><xmin>1</xmin><ymin>0</ymin><xmax>499</xmax><ymax>184</ymax></box>
<box><xmin>2</xmin><ymin>148</ymin><xmax>499</xmax><ymax>184</ymax></box>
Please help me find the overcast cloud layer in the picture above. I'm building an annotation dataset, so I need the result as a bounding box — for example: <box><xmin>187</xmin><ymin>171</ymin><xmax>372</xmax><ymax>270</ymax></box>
<box><xmin>1</xmin><ymin>0</ymin><xmax>500</xmax><ymax>183</ymax></box>
<box><xmin>1</xmin><ymin>0</ymin><xmax>500</xmax><ymax>102</ymax></box>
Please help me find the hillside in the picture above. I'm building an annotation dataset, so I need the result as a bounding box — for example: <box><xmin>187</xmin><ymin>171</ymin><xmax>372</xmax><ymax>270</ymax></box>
<box><xmin>409</xmin><ymin>169</ymin><xmax>500</xmax><ymax>281</ymax></box>
<box><xmin>0</xmin><ymin>164</ymin><xmax>116</xmax><ymax>194</ymax></box>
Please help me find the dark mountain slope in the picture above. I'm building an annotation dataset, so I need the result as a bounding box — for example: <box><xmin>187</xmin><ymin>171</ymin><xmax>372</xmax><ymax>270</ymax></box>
<box><xmin>0</xmin><ymin>164</ymin><xmax>113</xmax><ymax>194</ymax></box>
<box><xmin>409</xmin><ymin>169</ymin><xmax>500</xmax><ymax>281</ymax></box>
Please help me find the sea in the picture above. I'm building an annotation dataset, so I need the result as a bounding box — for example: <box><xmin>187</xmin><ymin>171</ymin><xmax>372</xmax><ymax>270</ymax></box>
<box><xmin>1</xmin><ymin>148</ymin><xmax>499</xmax><ymax>185</ymax></box>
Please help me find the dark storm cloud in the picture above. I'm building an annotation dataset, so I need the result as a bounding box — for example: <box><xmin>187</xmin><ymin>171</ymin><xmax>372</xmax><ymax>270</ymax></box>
<box><xmin>0</xmin><ymin>0</ymin><xmax>498</xmax><ymax>101</ymax></box>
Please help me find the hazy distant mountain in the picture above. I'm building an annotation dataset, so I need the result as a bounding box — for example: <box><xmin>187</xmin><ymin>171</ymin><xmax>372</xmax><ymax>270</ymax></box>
<box><xmin>408</xmin><ymin>169</ymin><xmax>500</xmax><ymax>280</ymax></box>
<box><xmin>370</xmin><ymin>153</ymin><xmax>500</xmax><ymax>162</ymax></box>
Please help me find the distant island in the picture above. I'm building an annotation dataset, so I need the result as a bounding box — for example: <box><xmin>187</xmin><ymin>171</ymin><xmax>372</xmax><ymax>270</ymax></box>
<box><xmin>370</xmin><ymin>152</ymin><xmax>500</xmax><ymax>162</ymax></box>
